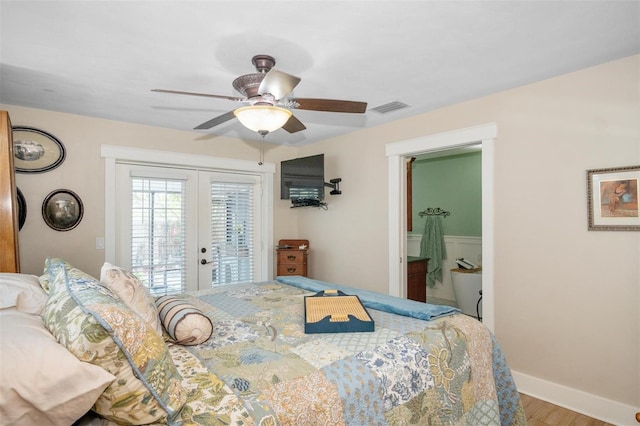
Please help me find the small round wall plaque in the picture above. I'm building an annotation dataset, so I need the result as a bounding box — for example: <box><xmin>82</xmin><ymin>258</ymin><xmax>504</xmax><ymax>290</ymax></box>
<box><xmin>42</xmin><ymin>189</ymin><xmax>83</xmax><ymax>231</ymax></box>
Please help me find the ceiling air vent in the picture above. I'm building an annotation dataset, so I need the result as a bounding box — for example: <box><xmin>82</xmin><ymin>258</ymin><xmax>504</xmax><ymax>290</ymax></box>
<box><xmin>371</xmin><ymin>101</ymin><xmax>410</xmax><ymax>114</ymax></box>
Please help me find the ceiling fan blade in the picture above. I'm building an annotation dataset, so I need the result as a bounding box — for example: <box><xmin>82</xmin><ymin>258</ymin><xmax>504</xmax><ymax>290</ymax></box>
<box><xmin>282</xmin><ymin>115</ymin><xmax>306</xmax><ymax>133</ymax></box>
<box><xmin>258</xmin><ymin>70</ymin><xmax>301</xmax><ymax>100</ymax></box>
<box><xmin>194</xmin><ymin>111</ymin><xmax>237</xmax><ymax>130</ymax></box>
<box><xmin>288</xmin><ymin>97</ymin><xmax>367</xmax><ymax>113</ymax></box>
<box><xmin>152</xmin><ymin>89</ymin><xmax>245</xmax><ymax>102</ymax></box>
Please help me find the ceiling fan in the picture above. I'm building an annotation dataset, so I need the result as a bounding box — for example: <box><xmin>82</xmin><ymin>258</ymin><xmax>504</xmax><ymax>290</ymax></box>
<box><xmin>152</xmin><ymin>54</ymin><xmax>367</xmax><ymax>136</ymax></box>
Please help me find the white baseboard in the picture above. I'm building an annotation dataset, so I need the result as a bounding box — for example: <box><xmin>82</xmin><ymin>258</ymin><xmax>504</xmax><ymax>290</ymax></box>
<box><xmin>512</xmin><ymin>370</ymin><xmax>639</xmax><ymax>426</ymax></box>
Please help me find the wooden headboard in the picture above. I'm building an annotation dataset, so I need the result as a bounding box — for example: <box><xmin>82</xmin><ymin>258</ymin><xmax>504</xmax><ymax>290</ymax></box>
<box><xmin>0</xmin><ymin>111</ymin><xmax>20</xmax><ymax>272</ymax></box>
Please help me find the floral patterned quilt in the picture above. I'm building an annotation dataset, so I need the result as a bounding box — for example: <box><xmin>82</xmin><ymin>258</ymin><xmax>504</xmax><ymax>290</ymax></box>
<box><xmin>163</xmin><ymin>278</ymin><xmax>527</xmax><ymax>426</ymax></box>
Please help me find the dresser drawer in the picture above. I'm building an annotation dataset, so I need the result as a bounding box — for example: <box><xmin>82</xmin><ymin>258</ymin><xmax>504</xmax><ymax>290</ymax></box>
<box><xmin>277</xmin><ymin>250</ymin><xmax>306</xmax><ymax>264</ymax></box>
<box><xmin>277</xmin><ymin>263</ymin><xmax>308</xmax><ymax>276</ymax></box>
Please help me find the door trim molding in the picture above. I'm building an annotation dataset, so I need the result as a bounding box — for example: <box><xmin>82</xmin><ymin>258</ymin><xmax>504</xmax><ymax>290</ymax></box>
<box><xmin>101</xmin><ymin>145</ymin><xmax>275</xmax><ymax>173</ymax></box>
<box><xmin>385</xmin><ymin>123</ymin><xmax>497</xmax><ymax>331</ymax></box>
<box><xmin>101</xmin><ymin>145</ymin><xmax>275</xmax><ymax>281</ymax></box>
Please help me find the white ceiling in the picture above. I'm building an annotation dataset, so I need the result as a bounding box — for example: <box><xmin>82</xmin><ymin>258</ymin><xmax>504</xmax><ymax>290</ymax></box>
<box><xmin>1</xmin><ymin>1</ymin><xmax>638</xmax><ymax>146</ymax></box>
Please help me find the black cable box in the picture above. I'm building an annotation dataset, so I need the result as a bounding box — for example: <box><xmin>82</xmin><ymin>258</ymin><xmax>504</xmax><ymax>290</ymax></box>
<box><xmin>291</xmin><ymin>198</ymin><xmax>321</xmax><ymax>208</ymax></box>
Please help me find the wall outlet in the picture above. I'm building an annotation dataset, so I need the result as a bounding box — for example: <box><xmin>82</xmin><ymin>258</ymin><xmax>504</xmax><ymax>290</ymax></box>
<box><xmin>96</xmin><ymin>237</ymin><xmax>105</xmax><ymax>250</ymax></box>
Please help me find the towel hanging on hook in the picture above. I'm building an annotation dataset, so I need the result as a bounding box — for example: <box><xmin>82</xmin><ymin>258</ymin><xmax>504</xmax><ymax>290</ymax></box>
<box><xmin>419</xmin><ymin>213</ymin><xmax>448</xmax><ymax>288</ymax></box>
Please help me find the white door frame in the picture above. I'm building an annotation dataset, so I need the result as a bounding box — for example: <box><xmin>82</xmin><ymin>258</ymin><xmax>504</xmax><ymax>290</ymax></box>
<box><xmin>386</xmin><ymin>123</ymin><xmax>497</xmax><ymax>331</ymax></box>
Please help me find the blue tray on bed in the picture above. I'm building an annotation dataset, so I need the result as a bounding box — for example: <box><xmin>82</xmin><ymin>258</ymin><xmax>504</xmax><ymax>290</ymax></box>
<box><xmin>304</xmin><ymin>290</ymin><xmax>374</xmax><ymax>334</ymax></box>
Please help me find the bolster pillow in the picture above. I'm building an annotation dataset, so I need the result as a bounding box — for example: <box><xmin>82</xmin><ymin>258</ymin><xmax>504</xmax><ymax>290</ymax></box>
<box><xmin>156</xmin><ymin>296</ymin><xmax>213</xmax><ymax>345</ymax></box>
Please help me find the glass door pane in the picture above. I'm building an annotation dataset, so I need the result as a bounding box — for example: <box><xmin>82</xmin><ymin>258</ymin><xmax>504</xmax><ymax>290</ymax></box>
<box><xmin>198</xmin><ymin>171</ymin><xmax>261</xmax><ymax>288</ymax></box>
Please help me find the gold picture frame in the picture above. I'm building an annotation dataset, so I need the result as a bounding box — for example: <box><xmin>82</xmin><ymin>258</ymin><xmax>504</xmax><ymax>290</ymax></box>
<box><xmin>587</xmin><ymin>165</ymin><xmax>640</xmax><ymax>231</ymax></box>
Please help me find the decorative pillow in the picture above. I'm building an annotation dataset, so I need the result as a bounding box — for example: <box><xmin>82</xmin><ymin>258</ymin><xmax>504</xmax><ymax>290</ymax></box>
<box><xmin>0</xmin><ymin>273</ymin><xmax>49</xmax><ymax>314</ymax></box>
<box><xmin>42</xmin><ymin>258</ymin><xmax>186</xmax><ymax>425</ymax></box>
<box><xmin>100</xmin><ymin>262</ymin><xmax>163</xmax><ymax>336</ymax></box>
<box><xmin>0</xmin><ymin>310</ymin><xmax>116</xmax><ymax>426</ymax></box>
<box><xmin>156</xmin><ymin>296</ymin><xmax>213</xmax><ymax>345</ymax></box>
<box><xmin>39</xmin><ymin>258</ymin><xmax>80</xmax><ymax>294</ymax></box>
<box><xmin>39</xmin><ymin>273</ymin><xmax>51</xmax><ymax>293</ymax></box>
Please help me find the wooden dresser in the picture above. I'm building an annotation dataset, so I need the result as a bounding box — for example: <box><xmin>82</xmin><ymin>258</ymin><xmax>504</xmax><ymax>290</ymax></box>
<box><xmin>276</xmin><ymin>239</ymin><xmax>309</xmax><ymax>277</ymax></box>
<box><xmin>407</xmin><ymin>256</ymin><xmax>428</xmax><ymax>302</ymax></box>
<box><xmin>0</xmin><ymin>111</ymin><xmax>20</xmax><ymax>273</ymax></box>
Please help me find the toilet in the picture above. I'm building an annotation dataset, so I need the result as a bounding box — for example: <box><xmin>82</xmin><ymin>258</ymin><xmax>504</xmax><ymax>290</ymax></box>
<box><xmin>451</xmin><ymin>269</ymin><xmax>482</xmax><ymax>319</ymax></box>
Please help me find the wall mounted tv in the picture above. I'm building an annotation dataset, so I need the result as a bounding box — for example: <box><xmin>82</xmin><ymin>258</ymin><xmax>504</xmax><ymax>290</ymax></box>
<box><xmin>280</xmin><ymin>154</ymin><xmax>325</xmax><ymax>201</ymax></box>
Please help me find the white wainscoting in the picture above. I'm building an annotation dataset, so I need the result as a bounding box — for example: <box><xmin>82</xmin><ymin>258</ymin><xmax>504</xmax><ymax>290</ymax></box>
<box><xmin>407</xmin><ymin>234</ymin><xmax>482</xmax><ymax>302</ymax></box>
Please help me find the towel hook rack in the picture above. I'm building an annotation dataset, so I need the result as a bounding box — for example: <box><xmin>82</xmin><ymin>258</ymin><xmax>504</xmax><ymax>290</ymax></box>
<box><xmin>418</xmin><ymin>207</ymin><xmax>450</xmax><ymax>218</ymax></box>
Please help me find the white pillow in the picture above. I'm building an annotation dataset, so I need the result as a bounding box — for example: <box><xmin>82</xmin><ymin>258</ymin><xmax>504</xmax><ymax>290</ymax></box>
<box><xmin>0</xmin><ymin>273</ymin><xmax>49</xmax><ymax>314</ymax></box>
<box><xmin>0</xmin><ymin>310</ymin><xmax>115</xmax><ymax>426</ymax></box>
<box><xmin>99</xmin><ymin>262</ymin><xmax>163</xmax><ymax>336</ymax></box>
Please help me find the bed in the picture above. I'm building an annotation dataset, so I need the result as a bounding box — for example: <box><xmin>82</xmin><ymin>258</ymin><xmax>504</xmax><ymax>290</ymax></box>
<box><xmin>0</xmin><ymin>258</ymin><xmax>527</xmax><ymax>425</ymax></box>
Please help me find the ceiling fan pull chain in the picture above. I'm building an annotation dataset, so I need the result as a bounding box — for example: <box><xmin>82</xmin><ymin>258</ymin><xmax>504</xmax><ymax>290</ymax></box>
<box><xmin>258</xmin><ymin>140</ymin><xmax>264</xmax><ymax>166</ymax></box>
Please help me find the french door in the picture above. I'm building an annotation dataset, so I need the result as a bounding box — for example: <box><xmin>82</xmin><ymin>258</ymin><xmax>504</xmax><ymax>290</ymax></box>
<box><xmin>115</xmin><ymin>164</ymin><xmax>262</xmax><ymax>295</ymax></box>
<box><xmin>197</xmin><ymin>171</ymin><xmax>261</xmax><ymax>288</ymax></box>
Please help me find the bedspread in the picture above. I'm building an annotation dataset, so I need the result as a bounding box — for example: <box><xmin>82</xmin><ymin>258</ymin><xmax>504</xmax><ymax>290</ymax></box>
<box><xmin>162</xmin><ymin>278</ymin><xmax>527</xmax><ymax>426</ymax></box>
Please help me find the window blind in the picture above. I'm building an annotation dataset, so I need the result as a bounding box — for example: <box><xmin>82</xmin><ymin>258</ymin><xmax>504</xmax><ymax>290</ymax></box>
<box><xmin>210</xmin><ymin>180</ymin><xmax>254</xmax><ymax>285</ymax></box>
<box><xmin>130</xmin><ymin>177</ymin><xmax>186</xmax><ymax>295</ymax></box>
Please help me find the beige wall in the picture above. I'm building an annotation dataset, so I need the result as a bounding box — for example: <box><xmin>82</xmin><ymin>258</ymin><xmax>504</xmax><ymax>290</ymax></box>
<box><xmin>3</xmin><ymin>54</ymin><xmax>638</xmax><ymax>415</ymax></box>
<box><xmin>3</xmin><ymin>107</ymin><xmax>299</xmax><ymax>277</ymax></box>
<box><xmin>294</xmin><ymin>55</ymin><xmax>639</xmax><ymax>412</ymax></box>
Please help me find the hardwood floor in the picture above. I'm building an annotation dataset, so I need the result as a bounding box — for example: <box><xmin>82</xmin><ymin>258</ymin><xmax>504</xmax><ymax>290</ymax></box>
<box><xmin>520</xmin><ymin>393</ymin><xmax>615</xmax><ymax>426</ymax></box>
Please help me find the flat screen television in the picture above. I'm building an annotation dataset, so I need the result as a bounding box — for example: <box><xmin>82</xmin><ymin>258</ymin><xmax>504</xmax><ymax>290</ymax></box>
<box><xmin>280</xmin><ymin>154</ymin><xmax>324</xmax><ymax>201</ymax></box>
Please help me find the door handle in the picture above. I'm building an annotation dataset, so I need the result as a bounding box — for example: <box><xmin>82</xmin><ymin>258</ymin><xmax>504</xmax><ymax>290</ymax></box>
<box><xmin>201</xmin><ymin>248</ymin><xmax>213</xmax><ymax>265</ymax></box>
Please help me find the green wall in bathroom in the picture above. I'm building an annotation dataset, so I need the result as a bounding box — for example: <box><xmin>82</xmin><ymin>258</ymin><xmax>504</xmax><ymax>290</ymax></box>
<box><xmin>411</xmin><ymin>151</ymin><xmax>482</xmax><ymax>236</ymax></box>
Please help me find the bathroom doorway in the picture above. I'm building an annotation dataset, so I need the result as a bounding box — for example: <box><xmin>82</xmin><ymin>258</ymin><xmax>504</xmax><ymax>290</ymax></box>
<box><xmin>408</xmin><ymin>147</ymin><xmax>482</xmax><ymax>313</ymax></box>
<box><xmin>386</xmin><ymin>123</ymin><xmax>496</xmax><ymax>331</ymax></box>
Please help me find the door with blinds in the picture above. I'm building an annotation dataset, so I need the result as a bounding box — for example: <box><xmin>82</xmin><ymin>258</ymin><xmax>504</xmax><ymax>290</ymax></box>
<box><xmin>197</xmin><ymin>171</ymin><xmax>261</xmax><ymax>288</ymax></box>
<box><xmin>115</xmin><ymin>164</ymin><xmax>262</xmax><ymax>295</ymax></box>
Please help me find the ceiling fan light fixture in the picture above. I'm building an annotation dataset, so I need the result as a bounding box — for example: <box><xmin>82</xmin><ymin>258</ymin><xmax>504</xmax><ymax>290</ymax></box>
<box><xmin>234</xmin><ymin>105</ymin><xmax>292</xmax><ymax>134</ymax></box>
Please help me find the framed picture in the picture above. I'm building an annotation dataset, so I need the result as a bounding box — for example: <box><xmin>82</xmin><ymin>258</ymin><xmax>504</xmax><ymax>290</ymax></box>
<box><xmin>12</xmin><ymin>126</ymin><xmax>65</xmax><ymax>173</ymax></box>
<box><xmin>42</xmin><ymin>189</ymin><xmax>83</xmax><ymax>231</ymax></box>
<box><xmin>16</xmin><ymin>187</ymin><xmax>27</xmax><ymax>231</ymax></box>
<box><xmin>587</xmin><ymin>165</ymin><xmax>640</xmax><ymax>231</ymax></box>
